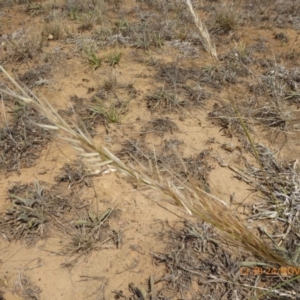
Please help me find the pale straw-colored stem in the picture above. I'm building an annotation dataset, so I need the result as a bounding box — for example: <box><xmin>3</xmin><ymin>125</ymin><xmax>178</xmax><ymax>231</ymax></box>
<box><xmin>185</xmin><ymin>0</ymin><xmax>218</xmax><ymax>60</ymax></box>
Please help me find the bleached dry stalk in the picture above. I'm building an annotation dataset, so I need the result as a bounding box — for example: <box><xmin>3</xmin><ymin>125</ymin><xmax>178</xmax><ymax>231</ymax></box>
<box><xmin>0</xmin><ymin>66</ymin><xmax>293</xmax><ymax>267</ymax></box>
<box><xmin>185</xmin><ymin>0</ymin><xmax>218</xmax><ymax>60</ymax></box>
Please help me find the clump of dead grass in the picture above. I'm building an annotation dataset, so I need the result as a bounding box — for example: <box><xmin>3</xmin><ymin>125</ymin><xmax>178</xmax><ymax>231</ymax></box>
<box><xmin>61</xmin><ymin>208</ymin><xmax>119</xmax><ymax>268</ymax></box>
<box><xmin>0</xmin><ymin>99</ymin><xmax>52</xmax><ymax>173</ymax></box>
<box><xmin>153</xmin><ymin>221</ymin><xmax>300</xmax><ymax>299</ymax></box>
<box><xmin>13</xmin><ymin>273</ymin><xmax>41</xmax><ymax>300</ymax></box>
<box><xmin>210</xmin><ymin>4</ymin><xmax>241</xmax><ymax>35</ymax></box>
<box><xmin>1</xmin><ymin>32</ymin><xmax>43</xmax><ymax>62</ymax></box>
<box><xmin>248</xmin><ymin>65</ymin><xmax>300</xmax><ymax>134</ymax></box>
<box><xmin>43</xmin><ymin>19</ymin><xmax>62</xmax><ymax>40</ymax></box>
<box><xmin>146</xmin><ymin>87</ymin><xmax>186</xmax><ymax>112</ymax></box>
<box><xmin>0</xmin><ymin>181</ymin><xmax>68</xmax><ymax>244</ymax></box>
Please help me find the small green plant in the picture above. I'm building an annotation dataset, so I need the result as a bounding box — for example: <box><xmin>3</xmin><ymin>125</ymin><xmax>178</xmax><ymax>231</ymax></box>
<box><xmin>90</xmin><ymin>101</ymin><xmax>122</xmax><ymax>123</ymax></box>
<box><xmin>152</xmin><ymin>32</ymin><xmax>164</xmax><ymax>48</ymax></box>
<box><xmin>84</xmin><ymin>50</ymin><xmax>102</xmax><ymax>70</ymax></box>
<box><xmin>107</xmin><ymin>51</ymin><xmax>122</xmax><ymax>67</ymax></box>
<box><xmin>114</xmin><ymin>19</ymin><xmax>130</xmax><ymax>34</ymax></box>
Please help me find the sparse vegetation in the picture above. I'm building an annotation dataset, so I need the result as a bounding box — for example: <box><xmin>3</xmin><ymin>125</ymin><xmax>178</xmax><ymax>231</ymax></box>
<box><xmin>211</xmin><ymin>4</ymin><xmax>240</xmax><ymax>35</ymax></box>
<box><xmin>2</xmin><ymin>33</ymin><xmax>43</xmax><ymax>62</ymax></box>
<box><xmin>62</xmin><ymin>208</ymin><xmax>118</xmax><ymax>268</ymax></box>
<box><xmin>43</xmin><ymin>19</ymin><xmax>62</xmax><ymax>40</ymax></box>
<box><xmin>1</xmin><ymin>0</ymin><xmax>300</xmax><ymax>298</ymax></box>
<box><xmin>90</xmin><ymin>100</ymin><xmax>124</xmax><ymax>124</ymax></box>
<box><xmin>84</xmin><ymin>48</ymin><xmax>102</xmax><ymax>70</ymax></box>
<box><xmin>106</xmin><ymin>50</ymin><xmax>122</xmax><ymax>67</ymax></box>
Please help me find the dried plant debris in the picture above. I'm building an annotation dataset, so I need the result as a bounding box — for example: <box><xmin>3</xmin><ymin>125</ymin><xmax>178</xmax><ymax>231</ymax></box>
<box><xmin>250</xmin><ymin>66</ymin><xmax>300</xmax><ymax>104</ymax></box>
<box><xmin>157</xmin><ymin>62</ymin><xmax>248</xmax><ymax>93</ymax></box>
<box><xmin>1</xmin><ymin>31</ymin><xmax>43</xmax><ymax>62</ymax></box>
<box><xmin>244</xmin><ymin>144</ymin><xmax>300</xmax><ymax>263</ymax></box>
<box><xmin>112</xmin><ymin>279</ymin><xmax>169</xmax><ymax>300</ymax></box>
<box><xmin>152</xmin><ymin>221</ymin><xmax>300</xmax><ymax>299</ymax></box>
<box><xmin>18</xmin><ymin>65</ymin><xmax>52</xmax><ymax>88</ymax></box>
<box><xmin>119</xmin><ymin>138</ymin><xmax>212</xmax><ymax>190</ymax></box>
<box><xmin>251</xmin><ymin>98</ymin><xmax>294</xmax><ymax>131</ymax></box>
<box><xmin>156</xmin><ymin>64</ymin><xmax>209</xmax><ymax>106</ymax></box>
<box><xmin>183</xmin><ymin>151</ymin><xmax>212</xmax><ymax>189</ymax></box>
<box><xmin>146</xmin><ymin>87</ymin><xmax>186</xmax><ymax>113</ymax></box>
<box><xmin>208</xmin><ymin>102</ymin><xmax>252</xmax><ymax>138</ymax></box>
<box><xmin>14</xmin><ymin>273</ymin><xmax>41</xmax><ymax>300</ymax></box>
<box><xmin>55</xmin><ymin>161</ymin><xmax>92</xmax><ymax>188</ymax></box>
<box><xmin>62</xmin><ymin>208</ymin><xmax>120</xmax><ymax>269</ymax></box>
<box><xmin>246</xmin><ymin>143</ymin><xmax>300</xmax><ymax>208</ymax></box>
<box><xmin>145</xmin><ymin>118</ymin><xmax>178</xmax><ymax>136</ymax></box>
<box><xmin>0</xmin><ymin>181</ymin><xmax>70</xmax><ymax>244</ymax></box>
<box><xmin>0</xmin><ymin>104</ymin><xmax>52</xmax><ymax>173</ymax></box>
<box><xmin>118</xmin><ymin>139</ymin><xmax>153</xmax><ymax>164</ymax></box>
<box><xmin>158</xmin><ymin>146</ymin><xmax>212</xmax><ymax>189</ymax></box>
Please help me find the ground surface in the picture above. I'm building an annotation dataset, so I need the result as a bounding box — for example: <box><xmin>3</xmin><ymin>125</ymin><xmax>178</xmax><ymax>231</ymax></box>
<box><xmin>0</xmin><ymin>0</ymin><xmax>300</xmax><ymax>299</ymax></box>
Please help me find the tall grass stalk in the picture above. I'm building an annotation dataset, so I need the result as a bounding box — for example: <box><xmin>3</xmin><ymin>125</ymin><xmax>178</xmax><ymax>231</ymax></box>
<box><xmin>231</xmin><ymin>101</ymin><xmax>279</xmax><ymax>205</ymax></box>
<box><xmin>0</xmin><ymin>66</ymin><xmax>293</xmax><ymax>267</ymax></box>
<box><xmin>185</xmin><ymin>0</ymin><xmax>218</xmax><ymax>60</ymax></box>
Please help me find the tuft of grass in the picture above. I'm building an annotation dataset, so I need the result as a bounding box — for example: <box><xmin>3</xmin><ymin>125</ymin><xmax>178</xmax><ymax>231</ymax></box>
<box><xmin>146</xmin><ymin>87</ymin><xmax>186</xmax><ymax>112</ymax></box>
<box><xmin>102</xmin><ymin>72</ymin><xmax>118</xmax><ymax>92</ymax></box>
<box><xmin>152</xmin><ymin>32</ymin><xmax>164</xmax><ymax>48</ymax></box>
<box><xmin>113</xmin><ymin>19</ymin><xmax>130</xmax><ymax>35</ymax></box>
<box><xmin>211</xmin><ymin>5</ymin><xmax>240</xmax><ymax>35</ymax></box>
<box><xmin>65</xmin><ymin>0</ymin><xmax>106</xmax><ymax>24</ymax></box>
<box><xmin>0</xmin><ymin>65</ymin><xmax>295</xmax><ymax>268</ymax></box>
<box><xmin>106</xmin><ymin>51</ymin><xmax>122</xmax><ymax>67</ymax></box>
<box><xmin>252</xmin><ymin>98</ymin><xmax>294</xmax><ymax>131</ymax></box>
<box><xmin>62</xmin><ymin>208</ymin><xmax>116</xmax><ymax>268</ymax></box>
<box><xmin>90</xmin><ymin>103</ymin><xmax>122</xmax><ymax>124</ymax></box>
<box><xmin>77</xmin><ymin>15</ymin><xmax>94</xmax><ymax>32</ymax></box>
<box><xmin>3</xmin><ymin>34</ymin><xmax>43</xmax><ymax>62</ymax></box>
<box><xmin>43</xmin><ymin>19</ymin><xmax>62</xmax><ymax>40</ymax></box>
<box><xmin>84</xmin><ymin>49</ymin><xmax>102</xmax><ymax>70</ymax></box>
<box><xmin>0</xmin><ymin>182</ymin><xmax>48</xmax><ymax>243</ymax></box>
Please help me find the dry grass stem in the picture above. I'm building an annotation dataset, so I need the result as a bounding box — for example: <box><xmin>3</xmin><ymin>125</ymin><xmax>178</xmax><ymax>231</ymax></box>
<box><xmin>185</xmin><ymin>0</ymin><xmax>218</xmax><ymax>60</ymax></box>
